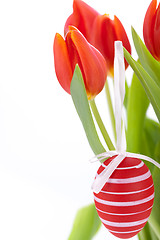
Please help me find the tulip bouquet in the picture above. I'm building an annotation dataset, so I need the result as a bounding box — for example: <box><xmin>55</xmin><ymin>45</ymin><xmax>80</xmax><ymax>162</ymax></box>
<box><xmin>53</xmin><ymin>0</ymin><xmax>160</xmax><ymax>239</ymax></box>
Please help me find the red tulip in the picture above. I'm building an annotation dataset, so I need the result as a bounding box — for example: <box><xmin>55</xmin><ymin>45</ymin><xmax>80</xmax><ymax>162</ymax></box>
<box><xmin>143</xmin><ymin>0</ymin><xmax>160</xmax><ymax>61</ymax></box>
<box><xmin>91</xmin><ymin>14</ymin><xmax>131</xmax><ymax>77</ymax></box>
<box><xmin>53</xmin><ymin>26</ymin><xmax>107</xmax><ymax>99</ymax></box>
<box><xmin>64</xmin><ymin>0</ymin><xmax>99</xmax><ymax>40</ymax></box>
<box><xmin>64</xmin><ymin>0</ymin><xmax>131</xmax><ymax>77</ymax></box>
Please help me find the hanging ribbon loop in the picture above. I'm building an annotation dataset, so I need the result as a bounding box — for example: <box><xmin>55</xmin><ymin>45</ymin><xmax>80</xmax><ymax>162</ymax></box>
<box><xmin>114</xmin><ymin>41</ymin><xmax>126</xmax><ymax>152</ymax></box>
<box><xmin>91</xmin><ymin>41</ymin><xmax>160</xmax><ymax>194</ymax></box>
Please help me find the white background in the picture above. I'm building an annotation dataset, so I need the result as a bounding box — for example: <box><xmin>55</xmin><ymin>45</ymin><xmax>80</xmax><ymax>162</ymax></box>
<box><xmin>0</xmin><ymin>0</ymin><xmax>154</xmax><ymax>239</ymax></box>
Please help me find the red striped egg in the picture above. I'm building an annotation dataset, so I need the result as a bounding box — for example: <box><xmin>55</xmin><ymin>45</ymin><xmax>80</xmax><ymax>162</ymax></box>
<box><xmin>93</xmin><ymin>156</ymin><xmax>154</xmax><ymax>239</ymax></box>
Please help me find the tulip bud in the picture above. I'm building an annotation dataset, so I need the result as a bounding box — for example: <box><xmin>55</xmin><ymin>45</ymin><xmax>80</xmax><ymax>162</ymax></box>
<box><xmin>91</xmin><ymin>15</ymin><xmax>131</xmax><ymax>77</ymax></box>
<box><xmin>64</xmin><ymin>0</ymin><xmax>131</xmax><ymax>77</ymax></box>
<box><xmin>143</xmin><ymin>0</ymin><xmax>160</xmax><ymax>61</ymax></box>
<box><xmin>53</xmin><ymin>27</ymin><xmax>107</xmax><ymax>99</ymax></box>
<box><xmin>64</xmin><ymin>0</ymin><xmax>99</xmax><ymax>40</ymax></box>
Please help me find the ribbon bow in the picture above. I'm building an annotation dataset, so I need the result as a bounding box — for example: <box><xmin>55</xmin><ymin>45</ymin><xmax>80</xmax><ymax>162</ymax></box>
<box><xmin>91</xmin><ymin>41</ymin><xmax>160</xmax><ymax>194</ymax></box>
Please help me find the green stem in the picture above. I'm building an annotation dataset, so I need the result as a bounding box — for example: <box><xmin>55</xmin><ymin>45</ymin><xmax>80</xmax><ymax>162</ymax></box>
<box><xmin>89</xmin><ymin>99</ymin><xmax>115</xmax><ymax>151</ymax></box>
<box><xmin>105</xmin><ymin>79</ymin><xmax>116</xmax><ymax>141</ymax></box>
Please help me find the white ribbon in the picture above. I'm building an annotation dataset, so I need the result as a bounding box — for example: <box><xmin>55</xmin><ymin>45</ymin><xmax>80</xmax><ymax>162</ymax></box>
<box><xmin>114</xmin><ymin>41</ymin><xmax>126</xmax><ymax>152</ymax></box>
<box><xmin>91</xmin><ymin>41</ymin><xmax>160</xmax><ymax>194</ymax></box>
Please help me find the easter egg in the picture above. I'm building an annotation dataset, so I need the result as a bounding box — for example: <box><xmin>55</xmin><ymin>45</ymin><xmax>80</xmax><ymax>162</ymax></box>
<box><xmin>93</xmin><ymin>156</ymin><xmax>154</xmax><ymax>239</ymax></box>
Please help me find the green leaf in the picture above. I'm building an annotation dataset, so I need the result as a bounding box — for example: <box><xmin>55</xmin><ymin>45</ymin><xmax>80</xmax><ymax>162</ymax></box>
<box><xmin>142</xmin><ymin>119</ymin><xmax>160</xmax><ymax>172</ymax></box>
<box><xmin>68</xmin><ymin>204</ymin><xmax>101</xmax><ymax>240</ymax></box>
<box><xmin>144</xmin><ymin>119</ymin><xmax>160</xmax><ymax>148</ymax></box>
<box><xmin>141</xmin><ymin>132</ymin><xmax>154</xmax><ymax>172</ymax></box>
<box><xmin>148</xmin><ymin>167</ymin><xmax>160</xmax><ymax>239</ymax></box>
<box><xmin>154</xmin><ymin>141</ymin><xmax>160</xmax><ymax>165</ymax></box>
<box><xmin>126</xmin><ymin>72</ymin><xmax>149</xmax><ymax>153</ymax></box>
<box><xmin>149</xmin><ymin>224</ymin><xmax>159</xmax><ymax>240</ymax></box>
<box><xmin>138</xmin><ymin>222</ymin><xmax>152</xmax><ymax>240</ymax></box>
<box><xmin>70</xmin><ymin>64</ymin><xmax>106</xmax><ymax>155</ymax></box>
<box><xmin>138</xmin><ymin>222</ymin><xmax>159</xmax><ymax>240</ymax></box>
<box><xmin>131</xmin><ymin>27</ymin><xmax>160</xmax><ymax>86</ymax></box>
<box><xmin>124</xmin><ymin>79</ymin><xmax>129</xmax><ymax>109</ymax></box>
<box><xmin>144</xmin><ymin>119</ymin><xmax>160</xmax><ymax>160</ymax></box>
<box><xmin>124</xmin><ymin>48</ymin><xmax>160</xmax><ymax>122</ymax></box>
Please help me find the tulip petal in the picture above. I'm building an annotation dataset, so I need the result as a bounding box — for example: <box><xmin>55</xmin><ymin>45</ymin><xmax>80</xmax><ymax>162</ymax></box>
<box><xmin>92</xmin><ymin>14</ymin><xmax>117</xmax><ymax>77</ymax></box>
<box><xmin>70</xmin><ymin>29</ymin><xmax>107</xmax><ymax>98</ymax></box>
<box><xmin>73</xmin><ymin>0</ymin><xmax>99</xmax><ymax>41</ymax></box>
<box><xmin>114</xmin><ymin>16</ymin><xmax>131</xmax><ymax>69</ymax></box>
<box><xmin>64</xmin><ymin>0</ymin><xmax>99</xmax><ymax>41</ymax></box>
<box><xmin>64</xmin><ymin>14</ymin><xmax>76</xmax><ymax>36</ymax></box>
<box><xmin>53</xmin><ymin>33</ymin><xmax>73</xmax><ymax>94</ymax></box>
<box><xmin>65</xmin><ymin>29</ymin><xmax>86</xmax><ymax>81</ymax></box>
<box><xmin>143</xmin><ymin>0</ymin><xmax>157</xmax><ymax>58</ymax></box>
<box><xmin>153</xmin><ymin>2</ymin><xmax>160</xmax><ymax>60</ymax></box>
